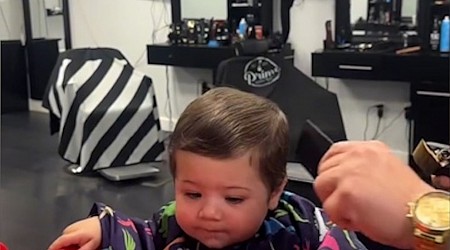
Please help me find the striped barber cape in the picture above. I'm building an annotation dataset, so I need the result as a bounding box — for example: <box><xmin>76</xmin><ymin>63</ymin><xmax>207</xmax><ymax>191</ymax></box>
<box><xmin>42</xmin><ymin>48</ymin><xmax>165</xmax><ymax>173</ymax></box>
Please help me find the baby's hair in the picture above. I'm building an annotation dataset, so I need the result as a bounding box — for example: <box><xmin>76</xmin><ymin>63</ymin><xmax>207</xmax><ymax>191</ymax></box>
<box><xmin>168</xmin><ymin>87</ymin><xmax>289</xmax><ymax>192</ymax></box>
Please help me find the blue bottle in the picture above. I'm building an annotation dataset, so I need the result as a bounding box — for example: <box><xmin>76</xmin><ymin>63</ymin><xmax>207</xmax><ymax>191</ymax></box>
<box><xmin>440</xmin><ymin>16</ymin><xmax>449</xmax><ymax>52</ymax></box>
<box><xmin>238</xmin><ymin>18</ymin><xmax>248</xmax><ymax>39</ymax></box>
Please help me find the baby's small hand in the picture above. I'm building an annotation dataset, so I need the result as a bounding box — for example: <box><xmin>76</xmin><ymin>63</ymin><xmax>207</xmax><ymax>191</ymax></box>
<box><xmin>48</xmin><ymin>217</ymin><xmax>101</xmax><ymax>250</ymax></box>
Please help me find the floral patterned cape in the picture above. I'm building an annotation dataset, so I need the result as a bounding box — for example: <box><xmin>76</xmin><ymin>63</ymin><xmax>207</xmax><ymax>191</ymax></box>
<box><xmin>90</xmin><ymin>191</ymin><xmax>367</xmax><ymax>250</ymax></box>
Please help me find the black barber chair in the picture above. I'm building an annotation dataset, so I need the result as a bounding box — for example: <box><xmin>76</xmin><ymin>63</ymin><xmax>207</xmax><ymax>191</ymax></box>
<box><xmin>42</xmin><ymin>48</ymin><xmax>166</xmax><ymax>181</ymax></box>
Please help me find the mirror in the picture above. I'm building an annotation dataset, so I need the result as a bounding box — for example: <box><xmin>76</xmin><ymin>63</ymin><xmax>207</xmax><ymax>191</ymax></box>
<box><xmin>350</xmin><ymin>0</ymin><xmax>418</xmax><ymax>37</ymax></box>
<box><xmin>24</xmin><ymin>0</ymin><xmax>71</xmax><ymax>100</ymax></box>
<box><xmin>401</xmin><ymin>0</ymin><xmax>417</xmax><ymax>19</ymax></box>
<box><xmin>29</xmin><ymin>0</ymin><xmax>65</xmax><ymax>51</ymax></box>
<box><xmin>181</xmin><ymin>0</ymin><xmax>227</xmax><ymax>20</ymax></box>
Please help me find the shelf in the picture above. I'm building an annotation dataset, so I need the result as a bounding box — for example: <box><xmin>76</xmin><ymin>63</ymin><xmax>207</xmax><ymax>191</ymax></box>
<box><xmin>312</xmin><ymin>50</ymin><xmax>449</xmax><ymax>83</ymax></box>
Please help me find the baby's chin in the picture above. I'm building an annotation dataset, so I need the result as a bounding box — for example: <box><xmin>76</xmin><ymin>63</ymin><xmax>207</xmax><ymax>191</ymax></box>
<box><xmin>197</xmin><ymin>237</ymin><xmax>235</xmax><ymax>249</ymax></box>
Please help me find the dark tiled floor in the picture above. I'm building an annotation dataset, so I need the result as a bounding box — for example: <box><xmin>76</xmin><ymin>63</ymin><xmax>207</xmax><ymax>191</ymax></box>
<box><xmin>0</xmin><ymin>112</ymin><xmax>174</xmax><ymax>250</ymax></box>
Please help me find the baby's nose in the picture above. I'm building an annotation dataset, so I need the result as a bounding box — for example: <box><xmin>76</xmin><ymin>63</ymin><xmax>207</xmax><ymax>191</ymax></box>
<box><xmin>198</xmin><ymin>202</ymin><xmax>222</xmax><ymax>221</ymax></box>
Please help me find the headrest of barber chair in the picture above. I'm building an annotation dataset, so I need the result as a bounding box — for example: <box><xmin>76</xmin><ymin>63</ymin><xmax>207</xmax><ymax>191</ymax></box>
<box><xmin>235</xmin><ymin>39</ymin><xmax>270</xmax><ymax>56</ymax></box>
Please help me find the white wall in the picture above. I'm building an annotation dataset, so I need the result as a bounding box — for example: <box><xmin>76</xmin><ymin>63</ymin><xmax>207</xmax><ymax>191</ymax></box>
<box><xmin>67</xmin><ymin>0</ymin><xmax>410</xmax><ymax>160</ymax></box>
<box><xmin>0</xmin><ymin>0</ymin><xmax>25</xmax><ymax>41</ymax></box>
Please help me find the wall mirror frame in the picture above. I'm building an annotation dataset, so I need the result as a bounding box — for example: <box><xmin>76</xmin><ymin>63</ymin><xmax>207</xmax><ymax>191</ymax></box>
<box><xmin>170</xmin><ymin>0</ymin><xmax>273</xmax><ymax>42</ymax></box>
<box><xmin>22</xmin><ymin>0</ymin><xmax>72</xmax><ymax>50</ymax></box>
<box><xmin>335</xmin><ymin>0</ymin><xmax>429</xmax><ymax>46</ymax></box>
<box><xmin>20</xmin><ymin>0</ymin><xmax>72</xmax><ymax>100</ymax></box>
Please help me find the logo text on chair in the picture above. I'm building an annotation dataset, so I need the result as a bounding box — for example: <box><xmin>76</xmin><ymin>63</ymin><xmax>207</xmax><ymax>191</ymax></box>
<box><xmin>243</xmin><ymin>57</ymin><xmax>281</xmax><ymax>88</ymax></box>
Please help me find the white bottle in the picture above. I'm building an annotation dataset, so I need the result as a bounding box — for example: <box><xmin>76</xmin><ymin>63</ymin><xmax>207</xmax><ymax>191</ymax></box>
<box><xmin>430</xmin><ymin>18</ymin><xmax>440</xmax><ymax>51</ymax></box>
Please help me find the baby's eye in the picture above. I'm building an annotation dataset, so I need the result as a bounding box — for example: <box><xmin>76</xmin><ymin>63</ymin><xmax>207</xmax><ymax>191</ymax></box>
<box><xmin>225</xmin><ymin>197</ymin><xmax>244</xmax><ymax>204</ymax></box>
<box><xmin>185</xmin><ymin>192</ymin><xmax>201</xmax><ymax>200</ymax></box>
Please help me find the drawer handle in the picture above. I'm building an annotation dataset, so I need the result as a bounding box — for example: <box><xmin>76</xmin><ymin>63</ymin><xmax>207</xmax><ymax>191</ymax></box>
<box><xmin>338</xmin><ymin>65</ymin><xmax>373</xmax><ymax>71</ymax></box>
<box><xmin>417</xmin><ymin>91</ymin><xmax>450</xmax><ymax>98</ymax></box>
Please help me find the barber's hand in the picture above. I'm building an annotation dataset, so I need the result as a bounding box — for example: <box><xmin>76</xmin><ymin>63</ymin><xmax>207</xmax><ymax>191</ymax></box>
<box><xmin>314</xmin><ymin>141</ymin><xmax>435</xmax><ymax>249</ymax></box>
<box><xmin>48</xmin><ymin>217</ymin><xmax>101</xmax><ymax>250</ymax></box>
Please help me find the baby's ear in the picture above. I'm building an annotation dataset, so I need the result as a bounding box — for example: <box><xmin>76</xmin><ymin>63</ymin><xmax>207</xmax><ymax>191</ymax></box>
<box><xmin>268</xmin><ymin>177</ymin><xmax>287</xmax><ymax>210</ymax></box>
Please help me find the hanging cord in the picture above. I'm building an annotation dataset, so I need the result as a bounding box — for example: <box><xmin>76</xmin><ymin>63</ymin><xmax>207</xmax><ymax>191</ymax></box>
<box><xmin>373</xmin><ymin>109</ymin><xmax>405</xmax><ymax>139</ymax></box>
<box><xmin>363</xmin><ymin>106</ymin><xmax>377</xmax><ymax>140</ymax></box>
<box><xmin>371</xmin><ymin>115</ymin><xmax>382</xmax><ymax>140</ymax></box>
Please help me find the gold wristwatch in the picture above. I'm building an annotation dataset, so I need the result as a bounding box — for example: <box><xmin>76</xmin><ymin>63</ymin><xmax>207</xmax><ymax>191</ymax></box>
<box><xmin>407</xmin><ymin>190</ymin><xmax>450</xmax><ymax>250</ymax></box>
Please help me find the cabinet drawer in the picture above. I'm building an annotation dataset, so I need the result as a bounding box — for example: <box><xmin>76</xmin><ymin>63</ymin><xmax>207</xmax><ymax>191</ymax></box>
<box><xmin>312</xmin><ymin>52</ymin><xmax>383</xmax><ymax>80</ymax></box>
<box><xmin>382</xmin><ymin>54</ymin><xmax>449</xmax><ymax>83</ymax></box>
<box><xmin>312</xmin><ymin>52</ymin><xmax>383</xmax><ymax>79</ymax></box>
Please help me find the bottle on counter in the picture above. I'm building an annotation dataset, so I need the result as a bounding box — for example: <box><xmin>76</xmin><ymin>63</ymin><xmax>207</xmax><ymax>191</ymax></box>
<box><xmin>238</xmin><ymin>18</ymin><xmax>248</xmax><ymax>39</ymax></box>
<box><xmin>439</xmin><ymin>16</ymin><xmax>449</xmax><ymax>52</ymax></box>
<box><xmin>430</xmin><ymin>17</ymin><xmax>441</xmax><ymax>51</ymax></box>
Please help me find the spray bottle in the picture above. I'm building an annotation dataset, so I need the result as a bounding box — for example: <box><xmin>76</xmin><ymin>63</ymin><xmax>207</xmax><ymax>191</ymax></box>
<box><xmin>439</xmin><ymin>16</ymin><xmax>449</xmax><ymax>52</ymax></box>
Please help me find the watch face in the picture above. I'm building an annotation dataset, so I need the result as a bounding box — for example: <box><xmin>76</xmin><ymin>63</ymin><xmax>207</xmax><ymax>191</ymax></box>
<box><xmin>415</xmin><ymin>192</ymin><xmax>450</xmax><ymax>231</ymax></box>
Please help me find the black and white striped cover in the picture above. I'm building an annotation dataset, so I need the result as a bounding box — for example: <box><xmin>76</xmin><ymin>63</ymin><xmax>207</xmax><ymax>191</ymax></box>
<box><xmin>43</xmin><ymin>48</ymin><xmax>165</xmax><ymax>173</ymax></box>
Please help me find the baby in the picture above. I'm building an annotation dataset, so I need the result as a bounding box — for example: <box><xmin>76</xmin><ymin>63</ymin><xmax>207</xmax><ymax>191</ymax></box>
<box><xmin>49</xmin><ymin>87</ymin><xmax>366</xmax><ymax>250</ymax></box>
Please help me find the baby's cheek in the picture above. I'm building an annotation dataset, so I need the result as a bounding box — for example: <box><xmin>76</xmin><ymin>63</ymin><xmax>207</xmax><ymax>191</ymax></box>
<box><xmin>233</xmin><ymin>207</ymin><xmax>266</xmax><ymax>232</ymax></box>
<box><xmin>176</xmin><ymin>205</ymin><xmax>196</xmax><ymax>231</ymax></box>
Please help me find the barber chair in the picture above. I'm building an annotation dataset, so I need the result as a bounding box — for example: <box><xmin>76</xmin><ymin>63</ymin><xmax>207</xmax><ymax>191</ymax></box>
<box><xmin>42</xmin><ymin>48</ymin><xmax>166</xmax><ymax>181</ymax></box>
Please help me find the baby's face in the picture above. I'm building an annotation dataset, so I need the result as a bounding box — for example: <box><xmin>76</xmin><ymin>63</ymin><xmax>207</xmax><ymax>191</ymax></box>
<box><xmin>174</xmin><ymin>150</ymin><xmax>279</xmax><ymax>249</ymax></box>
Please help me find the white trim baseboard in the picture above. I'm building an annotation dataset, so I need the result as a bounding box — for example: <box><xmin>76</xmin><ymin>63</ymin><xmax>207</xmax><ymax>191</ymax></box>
<box><xmin>29</xmin><ymin>99</ymin><xmax>48</xmax><ymax>113</ymax></box>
